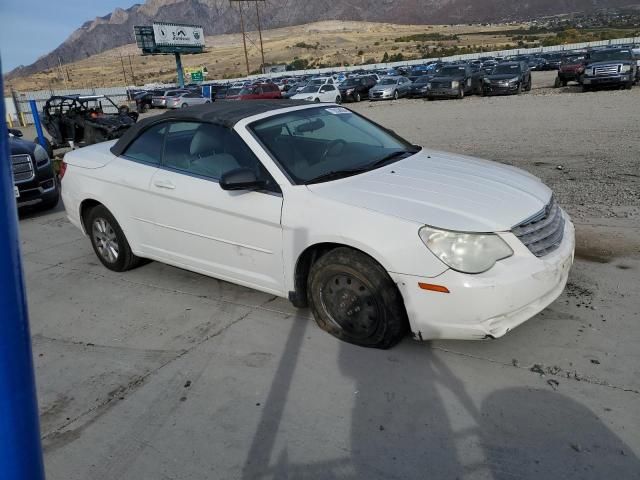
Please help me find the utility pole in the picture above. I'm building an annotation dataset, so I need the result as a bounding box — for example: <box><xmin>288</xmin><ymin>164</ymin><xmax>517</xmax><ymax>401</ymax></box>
<box><xmin>237</xmin><ymin>2</ymin><xmax>251</xmax><ymax>75</ymax></box>
<box><xmin>57</xmin><ymin>56</ymin><xmax>67</xmax><ymax>86</ymax></box>
<box><xmin>120</xmin><ymin>55</ymin><xmax>128</xmax><ymax>85</ymax></box>
<box><xmin>255</xmin><ymin>1</ymin><xmax>265</xmax><ymax>73</ymax></box>
<box><xmin>128</xmin><ymin>55</ymin><xmax>136</xmax><ymax>85</ymax></box>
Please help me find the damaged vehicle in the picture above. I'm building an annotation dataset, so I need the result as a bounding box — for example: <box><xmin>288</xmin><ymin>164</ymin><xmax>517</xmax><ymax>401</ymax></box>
<box><xmin>42</xmin><ymin>95</ymin><xmax>138</xmax><ymax>148</ymax></box>
<box><xmin>61</xmin><ymin>101</ymin><xmax>574</xmax><ymax>349</ymax></box>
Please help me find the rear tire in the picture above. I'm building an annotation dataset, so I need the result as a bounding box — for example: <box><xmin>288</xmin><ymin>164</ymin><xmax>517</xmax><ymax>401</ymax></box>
<box><xmin>354</xmin><ymin>92</ymin><xmax>361</xmax><ymax>102</ymax></box>
<box><xmin>307</xmin><ymin>247</ymin><xmax>408</xmax><ymax>349</ymax></box>
<box><xmin>87</xmin><ymin>205</ymin><xmax>143</xmax><ymax>272</ymax></box>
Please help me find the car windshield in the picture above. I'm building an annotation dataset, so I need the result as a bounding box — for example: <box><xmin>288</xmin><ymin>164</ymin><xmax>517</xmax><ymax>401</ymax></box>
<box><xmin>493</xmin><ymin>64</ymin><xmax>521</xmax><ymax>75</ymax></box>
<box><xmin>310</xmin><ymin>79</ymin><xmax>326</xmax><ymax>85</ymax></box>
<box><xmin>226</xmin><ymin>87</ymin><xmax>242</xmax><ymax>96</ymax></box>
<box><xmin>589</xmin><ymin>50</ymin><xmax>632</xmax><ymax>62</ymax></box>
<box><xmin>300</xmin><ymin>85</ymin><xmax>319</xmax><ymax>93</ymax></box>
<box><xmin>380</xmin><ymin>78</ymin><xmax>397</xmax><ymax>85</ymax></box>
<box><xmin>439</xmin><ymin>66</ymin><xmax>466</xmax><ymax>75</ymax></box>
<box><xmin>563</xmin><ymin>56</ymin><xmax>585</xmax><ymax>65</ymax></box>
<box><xmin>250</xmin><ymin>106</ymin><xmax>417</xmax><ymax>184</ymax></box>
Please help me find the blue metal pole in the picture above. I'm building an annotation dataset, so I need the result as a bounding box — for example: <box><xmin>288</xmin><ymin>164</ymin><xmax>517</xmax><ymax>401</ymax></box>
<box><xmin>29</xmin><ymin>100</ymin><xmax>47</xmax><ymax>150</ymax></box>
<box><xmin>175</xmin><ymin>53</ymin><xmax>185</xmax><ymax>88</ymax></box>
<box><xmin>0</xmin><ymin>60</ymin><xmax>46</xmax><ymax>479</ymax></box>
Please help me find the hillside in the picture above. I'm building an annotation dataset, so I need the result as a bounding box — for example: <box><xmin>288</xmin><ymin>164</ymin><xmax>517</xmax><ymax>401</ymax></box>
<box><xmin>6</xmin><ymin>0</ymin><xmax>640</xmax><ymax>79</ymax></box>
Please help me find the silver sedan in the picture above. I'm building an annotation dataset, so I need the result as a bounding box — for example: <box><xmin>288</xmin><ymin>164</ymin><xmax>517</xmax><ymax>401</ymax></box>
<box><xmin>167</xmin><ymin>92</ymin><xmax>211</xmax><ymax>109</ymax></box>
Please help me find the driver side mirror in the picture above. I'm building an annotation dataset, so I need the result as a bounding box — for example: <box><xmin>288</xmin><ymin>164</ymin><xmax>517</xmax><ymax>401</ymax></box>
<box><xmin>220</xmin><ymin>167</ymin><xmax>265</xmax><ymax>191</ymax></box>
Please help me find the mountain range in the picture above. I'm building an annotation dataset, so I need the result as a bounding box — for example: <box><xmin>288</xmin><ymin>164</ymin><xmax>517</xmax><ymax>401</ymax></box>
<box><xmin>6</xmin><ymin>0</ymin><xmax>640</xmax><ymax>79</ymax></box>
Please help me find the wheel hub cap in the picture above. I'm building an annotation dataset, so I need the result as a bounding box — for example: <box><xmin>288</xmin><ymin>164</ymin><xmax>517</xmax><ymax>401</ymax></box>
<box><xmin>320</xmin><ymin>274</ymin><xmax>380</xmax><ymax>339</ymax></box>
<box><xmin>92</xmin><ymin>218</ymin><xmax>119</xmax><ymax>263</ymax></box>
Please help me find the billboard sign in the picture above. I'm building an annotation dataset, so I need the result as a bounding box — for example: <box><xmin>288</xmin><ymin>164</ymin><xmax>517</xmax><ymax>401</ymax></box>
<box><xmin>152</xmin><ymin>23</ymin><xmax>205</xmax><ymax>47</ymax></box>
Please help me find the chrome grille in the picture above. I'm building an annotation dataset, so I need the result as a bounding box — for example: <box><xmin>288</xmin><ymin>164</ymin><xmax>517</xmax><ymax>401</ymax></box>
<box><xmin>430</xmin><ymin>80</ymin><xmax>450</xmax><ymax>88</ymax></box>
<box><xmin>512</xmin><ymin>198</ymin><xmax>565</xmax><ymax>257</ymax></box>
<box><xmin>594</xmin><ymin>65</ymin><xmax>620</xmax><ymax>76</ymax></box>
<box><xmin>12</xmin><ymin>154</ymin><xmax>35</xmax><ymax>183</ymax></box>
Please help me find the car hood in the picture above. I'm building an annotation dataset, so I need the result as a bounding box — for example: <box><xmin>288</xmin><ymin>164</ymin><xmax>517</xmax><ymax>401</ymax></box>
<box><xmin>587</xmin><ymin>60</ymin><xmax>633</xmax><ymax>67</ymax></box>
<box><xmin>487</xmin><ymin>74</ymin><xmax>520</xmax><ymax>81</ymax></box>
<box><xmin>9</xmin><ymin>136</ymin><xmax>37</xmax><ymax>156</ymax></box>
<box><xmin>432</xmin><ymin>75</ymin><xmax>465</xmax><ymax>81</ymax></box>
<box><xmin>307</xmin><ymin>149</ymin><xmax>552</xmax><ymax>232</ymax></box>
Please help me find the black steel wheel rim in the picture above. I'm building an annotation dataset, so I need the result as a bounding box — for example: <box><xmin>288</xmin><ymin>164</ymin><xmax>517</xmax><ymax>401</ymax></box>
<box><xmin>320</xmin><ymin>273</ymin><xmax>382</xmax><ymax>340</ymax></box>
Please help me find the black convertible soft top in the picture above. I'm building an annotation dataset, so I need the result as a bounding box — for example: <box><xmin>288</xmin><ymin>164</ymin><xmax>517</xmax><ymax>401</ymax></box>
<box><xmin>110</xmin><ymin>100</ymin><xmax>313</xmax><ymax>156</ymax></box>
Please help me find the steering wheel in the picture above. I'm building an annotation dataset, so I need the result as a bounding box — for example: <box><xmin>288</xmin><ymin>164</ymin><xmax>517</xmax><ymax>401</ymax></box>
<box><xmin>320</xmin><ymin>139</ymin><xmax>347</xmax><ymax>162</ymax></box>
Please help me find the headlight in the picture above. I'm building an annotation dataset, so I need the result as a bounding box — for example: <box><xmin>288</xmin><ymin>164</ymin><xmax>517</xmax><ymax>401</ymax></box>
<box><xmin>451</xmin><ymin>81</ymin><xmax>459</xmax><ymax>88</ymax></box>
<box><xmin>584</xmin><ymin>68</ymin><xmax>593</xmax><ymax>76</ymax></box>
<box><xmin>620</xmin><ymin>64</ymin><xmax>632</xmax><ymax>73</ymax></box>
<box><xmin>483</xmin><ymin>77</ymin><xmax>491</xmax><ymax>83</ymax></box>
<box><xmin>509</xmin><ymin>77</ymin><xmax>520</xmax><ymax>84</ymax></box>
<box><xmin>346</xmin><ymin>88</ymin><xmax>354</xmax><ymax>94</ymax></box>
<box><xmin>33</xmin><ymin>144</ymin><xmax>50</xmax><ymax>167</ymax></box>
<box><xmin>418</xmin><ymin>226</ymin><xmax>513</xmax><ymax>274</ymax></box>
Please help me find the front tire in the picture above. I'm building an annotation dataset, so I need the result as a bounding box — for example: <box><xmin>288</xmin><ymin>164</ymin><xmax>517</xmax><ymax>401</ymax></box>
<box><xmin>307</xmin><ymin>248</ymin><xmax>408</xmax><ymax>349</ymax></box>
<box><xmin>87</xmin><ymin>205</ymin><xmax>143</xmax><ymax>272</ymax></box>
<box><xmin>181</xmin><ymin>103</ymin><xmax>189</xmax><ymax>108</ymax></box>
<box><xmin>393</xmin><ymin>90</ymin><xmax>399</xmax><ymax>100</ymax></box>
<box><xmin>457</xmin><ymin>86</ymin><xmax>464</xmax><ymax>99</ymax></box>
<box><xmin>335</xmin><ymin>95</ymin><xmax>342</xmax><ymax>104</ymax></box>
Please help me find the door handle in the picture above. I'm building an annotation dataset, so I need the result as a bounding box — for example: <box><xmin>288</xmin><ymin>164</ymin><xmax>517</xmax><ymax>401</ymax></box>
<box><xmin>154</xmin><ymin>180</ymin><xmax>175</xmax><ymax>190</ymax></box>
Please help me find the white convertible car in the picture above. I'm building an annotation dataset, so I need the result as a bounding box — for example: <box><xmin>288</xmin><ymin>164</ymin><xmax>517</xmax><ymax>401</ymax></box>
<box><xmin>61</xmin><ymin>100</ymin><xmax>574</xmax><ymax>349</ymax></box>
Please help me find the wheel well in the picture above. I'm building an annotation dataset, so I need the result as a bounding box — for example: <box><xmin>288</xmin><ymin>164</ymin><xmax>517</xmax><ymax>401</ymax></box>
<box><xmin>290</xmin><ymin>243</ymin><xmax>386</xmax><ymax>308</ymax></box>
<box><xmin>79</xmin><ymin>199</ymin><xmax>102</xmax><ymax>232</ymax></box>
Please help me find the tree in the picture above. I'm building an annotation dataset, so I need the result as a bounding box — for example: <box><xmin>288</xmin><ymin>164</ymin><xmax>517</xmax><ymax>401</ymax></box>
<box><xmin>382</xmin><ymin>52</ymin><xmax>389</xmax><ymax>63</ymax></box>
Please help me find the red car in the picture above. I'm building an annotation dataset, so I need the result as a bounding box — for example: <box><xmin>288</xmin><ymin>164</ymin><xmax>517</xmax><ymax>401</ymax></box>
<box><xmin>555</xmin><ymin>55</ymin><xmax>586</xmax><ymax>87</ymax></box>
<box><xmin>225</xmin><ymin>83</ymin><xmax>281</xmax><ymax>100</ymax></box>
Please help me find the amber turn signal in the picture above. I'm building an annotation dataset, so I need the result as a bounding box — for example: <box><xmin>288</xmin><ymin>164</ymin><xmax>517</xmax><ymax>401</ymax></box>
<box><xmin>418</xmin><ymin>282</ymin><xmax>450</xmax><ymax>293</ymax></box>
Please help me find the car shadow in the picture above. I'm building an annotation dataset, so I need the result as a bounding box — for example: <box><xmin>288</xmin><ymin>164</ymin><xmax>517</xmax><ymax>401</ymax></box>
<box><xmin>240</xmin><ymin>325</ymin><xmax>639</xmax><ymax>479</ymax></box>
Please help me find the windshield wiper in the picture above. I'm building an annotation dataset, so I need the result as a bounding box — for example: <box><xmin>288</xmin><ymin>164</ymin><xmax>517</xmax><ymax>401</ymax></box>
<box><xmin>304</xmin><ymin>147</ymin><xmax>420</xmax><ymax>185</ymax></box>
<box><xmin>304</xmin><ymin>166</ymin><xmax>372</xmax><ymax>185</ymax></box>
<box><xmin>368</xmin><ymin>147</ymin><xmax>421</xmax><ymax>169</ymax></box>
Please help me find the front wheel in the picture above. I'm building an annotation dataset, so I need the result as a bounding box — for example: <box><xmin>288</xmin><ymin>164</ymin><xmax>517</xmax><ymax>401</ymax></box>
<box><xmin>87</xmin><ymin>205</ymin><xmax>143</xmax><ymax>272</ymax></box>
<box><xmin>314</xmin><ymin>98</ymin><xmax>320</xmax><ymax>103</ymax></box>
<box><xmin>335</xmin><ymin>95</ymin><xmax>342</xmax><ymax>104</ymax></box>
<box><xmin>181</xmin><ymin>103</ymin><xmax>189</xmax><ymax>108</ymax></box>
<box><xmin>393</xmin><ymin>90</ymin><xmax>399</xmax><ymax>100</ymax></box>
<box><xmin>457</xmin><ymin>86</ymin><xmax>464</xmax><ymax>99</ymax></box>
<box><xmin>354</xmin><ymin>92</ymin><xmax>361</xmax><ymax>102</ymax></box>
<box><xmin>307</xmin><ymin>247</ymin><xmax>408</xmax><ymax>349</ymax></box>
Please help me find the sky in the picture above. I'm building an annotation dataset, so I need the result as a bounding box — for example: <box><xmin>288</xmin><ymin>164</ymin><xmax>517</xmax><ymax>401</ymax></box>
<box><xmin>0</xmin><ymin>0</ymin><xmax>136</xmax><ymax>73</ymax></box>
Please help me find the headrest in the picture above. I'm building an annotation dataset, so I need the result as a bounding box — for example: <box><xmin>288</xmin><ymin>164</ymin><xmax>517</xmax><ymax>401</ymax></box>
<box><xmin>190</xmin><ymin>126</ymin><xmax>222</xmax><ymax>156</ymax></box>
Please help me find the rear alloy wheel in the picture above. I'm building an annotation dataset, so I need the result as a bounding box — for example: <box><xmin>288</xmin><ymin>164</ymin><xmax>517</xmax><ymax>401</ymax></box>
<box><xmin>87</xmin><ymin>205</ymin><xmax>143</xmax><ymax>272</ymax></box>
<box><xmin>181</xmin><ymin>103</ymin><xmax>189</xmax><ymax>108</ymax></box>
<box><xmin>307</xmin><ymin>247</ymin><xmax>408</xmax><ymax>349</ymax></box>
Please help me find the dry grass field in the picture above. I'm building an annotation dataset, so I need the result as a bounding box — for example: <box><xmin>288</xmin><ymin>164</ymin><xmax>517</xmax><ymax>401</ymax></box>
<box><xmin>6</xmin><ymin>20</ymin><xmax>530</xmax><ymax>91</ymax></box>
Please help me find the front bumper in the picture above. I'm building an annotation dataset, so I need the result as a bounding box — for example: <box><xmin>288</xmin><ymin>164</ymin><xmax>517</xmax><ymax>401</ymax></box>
<box><xmin>583</xmin><ymin>74</ymin><xmax>631</xmax><ymax>86</ymax></box>
<box><xmin>369</xmin><ymin>91</ymin><xmax>393</xmax><ymax>100</ymax></box>
<box><xmin>426</xmin><ymin>87</ymin><xmax>458</xmax><ymax>98</ymax></box>
<box><xmin>391</xmin><ymin>215</ymin><xmax>575</xmax><ymax>340</ymax></box>
<box><xmin>483</xmin><ymin>83</ymin><xmax>519</xmax><ymax>95</ymax></box>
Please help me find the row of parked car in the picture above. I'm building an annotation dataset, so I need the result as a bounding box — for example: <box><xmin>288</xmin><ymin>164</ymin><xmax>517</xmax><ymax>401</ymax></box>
<box><xmin>129</xmin><ymin>46</ymin><xmax>640</xmax><ymax>112</ymax></box>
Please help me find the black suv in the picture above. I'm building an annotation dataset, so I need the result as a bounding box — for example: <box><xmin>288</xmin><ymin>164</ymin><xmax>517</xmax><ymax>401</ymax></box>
<box><xmin>482</xmin><ymin>62</ymin><xmax>532</xmax><ymax>96</ymax></box>
<box><xmin>582</xmin><ymin>48</ymin><xmax>638</xmax><ymax>91</ymax></box>
<box><xmin>426</xmin><ymin>64</ymin><xmax>483</xmax><ymax>99</ymax></box>
<box><xmin>8</xmin><ymin>129</ymin><xmax>59</xmax><ymax>210</ymax></box>
<box><xmin>338</xmin><ymin>76</ymin><xmax>377</xmax><ymax>102</ymax></box>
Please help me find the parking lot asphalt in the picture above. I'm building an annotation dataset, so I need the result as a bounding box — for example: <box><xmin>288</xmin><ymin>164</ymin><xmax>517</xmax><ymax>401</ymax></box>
<box><xmin>20</xmin><ymin>71</ymin><xmax>640</xmax><ymax>479</ymax></box>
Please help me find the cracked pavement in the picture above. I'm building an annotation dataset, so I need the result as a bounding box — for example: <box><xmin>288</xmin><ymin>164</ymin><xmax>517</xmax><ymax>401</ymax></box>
<box><xmin>20</xmin><ymin>73</ymin><xmax>640</xmax><ymax>479</ymax></box>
